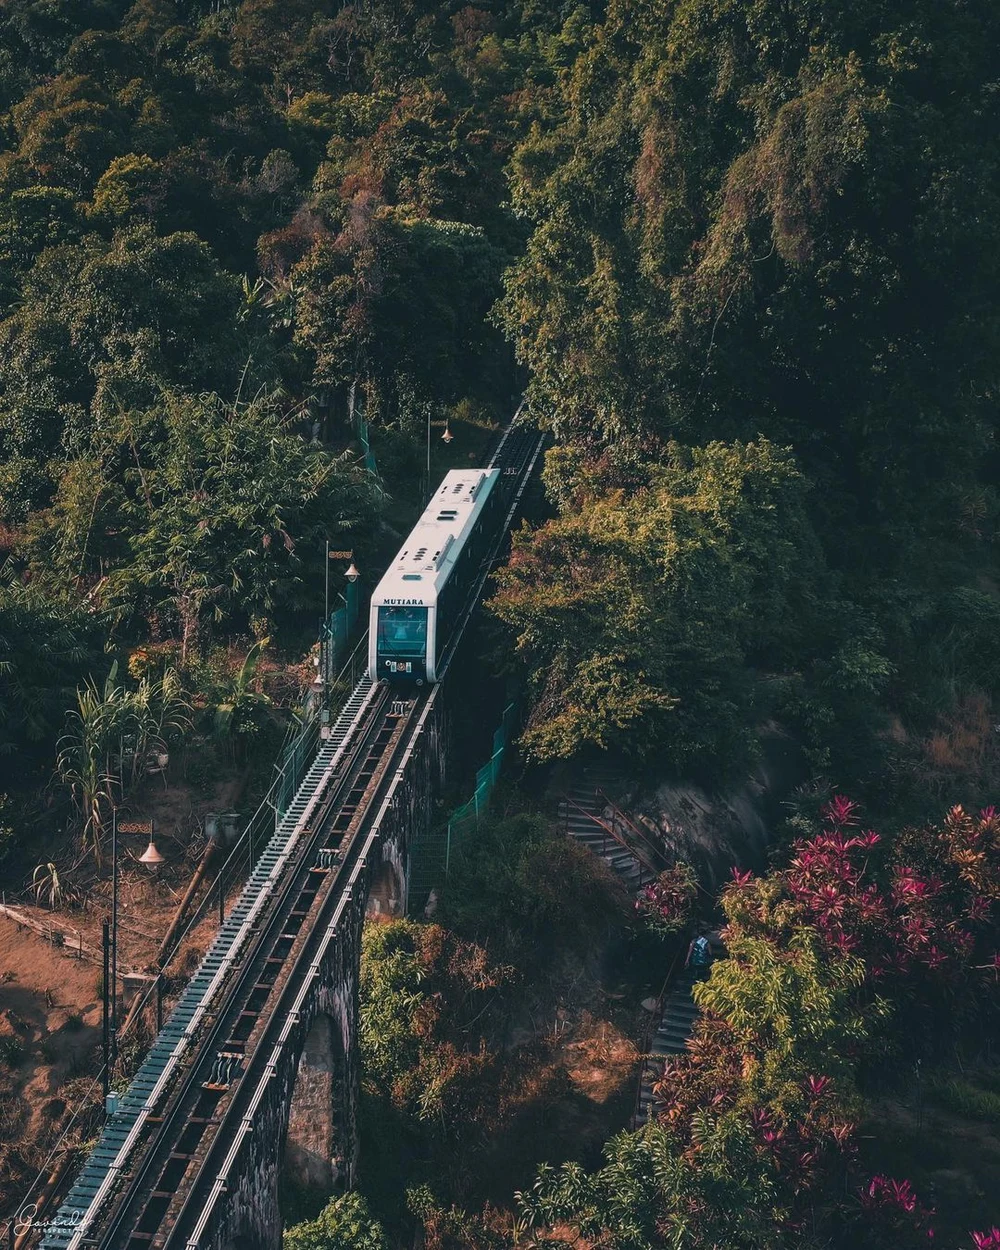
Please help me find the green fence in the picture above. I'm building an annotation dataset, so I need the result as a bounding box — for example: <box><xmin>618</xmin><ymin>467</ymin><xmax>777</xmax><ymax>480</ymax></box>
<box><xmin>409</xmin><ymin>702</ymin><xmax>518</xmax><ymax>911</ymax></box>
<box><xmin>349</xmin><ymin>380</ymin><xmax>385</xmax><ymax>498</ymax></box>
<box><xmin>320</xmin><ymin>577</ymin><xmax>361</xmax><ymax>683</ymax></box>
<box><xmin>274</xmin><ymin>582</ymin><xmax>365</xmax><ymax>827</ymax></box>
<box><xmin>272</xmin><ymin>713</ymin><xmax>320</xmax><ymax>829</ymax></box>
<box><xmin>356</xmin><ymin>411</ymin><xmax>385</xmax><ymax>497</ymax></box>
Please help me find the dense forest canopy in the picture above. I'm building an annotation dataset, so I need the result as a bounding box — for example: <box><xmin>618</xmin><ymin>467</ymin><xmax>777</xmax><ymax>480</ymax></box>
<box><xmin>0</xmin><ymin>0</ymin><xmax>994</xmax><ymax>815</ymax></box>
<box><xmin>0</xmin><ymin>0</ymin><xmax>587</xmax><ymax>780</ymax></box>
<box><xmin>1</xmin><ymin>3</ymin><xmax>999</xmax><ymax>1250</ymax></box>
<box><xmin>492</xmin><ymin>0</ymin><xmax>1000</xmax><ymax>801</ymax></box>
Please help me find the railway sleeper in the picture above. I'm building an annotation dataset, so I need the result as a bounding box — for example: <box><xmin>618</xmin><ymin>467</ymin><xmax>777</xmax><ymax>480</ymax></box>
<box><xmin>230</xmin><ymin>1012</ymin><xmax>259</xmax><ymax>1042</ymax></box>
<box><xmin>247</xmin><ymin>986</ymin><xmax>270</xmax><ymax>1012</ymax></box>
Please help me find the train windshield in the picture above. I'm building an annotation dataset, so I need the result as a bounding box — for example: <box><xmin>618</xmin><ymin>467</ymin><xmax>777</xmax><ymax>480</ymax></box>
<box><xmin>377</xmin><ymin>606</ymin><xmax>428</xmax><ymax>655</ymax></box>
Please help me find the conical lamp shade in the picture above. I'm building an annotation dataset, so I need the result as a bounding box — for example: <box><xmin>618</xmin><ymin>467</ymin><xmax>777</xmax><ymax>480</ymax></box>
<box><xmin>139</xmin><ymin>839</ymin><xmax>165</xmax><ymax>866</ymax></box>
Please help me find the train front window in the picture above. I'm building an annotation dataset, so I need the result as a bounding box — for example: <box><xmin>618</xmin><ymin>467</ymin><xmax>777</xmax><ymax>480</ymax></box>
<box><xmin>377</xmin><ymin>606</ymin><xmax>428</xmax><ymax>655</ymax></box>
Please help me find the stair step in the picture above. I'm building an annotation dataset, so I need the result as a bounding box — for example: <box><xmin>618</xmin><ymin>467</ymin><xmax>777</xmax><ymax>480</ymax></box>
<box><xmin>653</xmin><ymin>1040</ymin><xmax>689</xmax><ymax>1055</ymax></box>
<box><xmin>656</xmin><ymin>1027</ymin><xmax>693</xmax><ymax>1044</ymax></box>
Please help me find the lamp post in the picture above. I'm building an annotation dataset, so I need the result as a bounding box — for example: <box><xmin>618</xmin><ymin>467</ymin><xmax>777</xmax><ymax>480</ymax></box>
<box><xmin>104</xmin><ymin>815</ymin><xmax>163</xmax><ymax>1108</ymax></box>
<box><xmin>426</xmin><ymin>406</ymin><xmax>431</xmax><ymax>501</ymax></box>
<box><xmin>320</xmin><ymin>548</ymin><xmax>359</xmax><ymax>700</ymax></box>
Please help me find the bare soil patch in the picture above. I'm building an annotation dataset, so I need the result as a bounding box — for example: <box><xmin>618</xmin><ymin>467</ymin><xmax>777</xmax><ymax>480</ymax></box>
<box><xmin>0</xmin><ymin>915</ymin><xmax>104</xmax><ymax>1213</ymax></box>
<box><xmin>0</xmin><ymin>767</ymin><xmax>259</xmax><ymax>1223</ymax></box>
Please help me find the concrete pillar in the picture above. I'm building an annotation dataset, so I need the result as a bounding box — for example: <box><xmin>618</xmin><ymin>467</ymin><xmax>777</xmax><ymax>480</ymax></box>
<box><xmin>285</xmin><ymin>1014</ymin><xmax>346</xmax><ymax>1191</ymax></box>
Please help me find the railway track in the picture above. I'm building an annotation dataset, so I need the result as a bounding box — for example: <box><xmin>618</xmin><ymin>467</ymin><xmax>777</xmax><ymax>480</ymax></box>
<box><xmin>37</xmin><ymin>412</ymin><xmax>544</xmax><ymax>1250</ymax></box>
<box><xmin>45</xmin><ymin>684</ymin><xmax>419</xmax><ymax>1250</ymax></box>
<box><xmin>105</xmin><ymin>692</ymin><xmax>424</xmax><ymax>1250</ymax></box>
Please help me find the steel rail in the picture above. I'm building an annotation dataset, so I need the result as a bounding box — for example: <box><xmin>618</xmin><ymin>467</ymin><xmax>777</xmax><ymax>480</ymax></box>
<box><xmin>165</xmin><ymin>693</ymin><xmax>432</xmax><ymax>1250</ymax></box>
<box><xmin>44</xmin><ymin>680</ymin><xmax>384</xmax><ymax>1250</ymax></box>
<box><xmin>163</xmin><ymin>421</ymin><xmax>544</xmax><ymax>1249</ymax></box>
<box><xmin>39</xmin><ymin>410</ymin><xmax>544</xmax><ymax>1250</ymax></box>
<box><xmin>88</xmin><ymin>685</ymin><xmax>403</xmax><ymax>1250</ymax></box>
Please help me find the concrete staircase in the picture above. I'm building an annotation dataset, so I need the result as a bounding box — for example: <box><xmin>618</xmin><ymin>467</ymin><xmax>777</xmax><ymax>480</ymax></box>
<box><xmin>558</xmin><ymin>767</ymin><xmax>651</xmax><ymax>895</ymax></box>
<box><xmin>556</xmin><ymin>765</ymin><xmax>717</xmax><ymax>1131</ymax></box>
<box><xmin>634</xmin><ymin>932</ymin><xmax>726</xmax><ymax>1127</ymax></box>
<box><xmin>634</xmin><ymin>969</ymin><xmax>701</xmax><ymax>1126</ymax></box>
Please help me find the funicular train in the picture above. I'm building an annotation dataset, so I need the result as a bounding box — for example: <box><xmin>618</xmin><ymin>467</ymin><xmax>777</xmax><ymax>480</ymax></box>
<box><xmin>367</xmin><ymin>467</ymin><xmax>503</xmax><ymax>684</ymax></box>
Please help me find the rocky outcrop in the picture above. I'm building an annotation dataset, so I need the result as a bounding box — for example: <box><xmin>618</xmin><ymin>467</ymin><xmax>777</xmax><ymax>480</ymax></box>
<box><xmin>617</xmin><ymin>729</ymin><xmax>804</xmax><ymax>891</ymax></box>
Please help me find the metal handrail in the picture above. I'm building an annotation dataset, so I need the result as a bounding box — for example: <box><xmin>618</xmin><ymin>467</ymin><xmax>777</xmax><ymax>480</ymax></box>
<box><xmin>629</xmin><ymin>933</ymin><xmax>690</xmax><ymax>1129</ymax></box>
<box><xmin>560</xmin><ymin>791</ymin><xmax>661</xmax><ymax>884</ymax></box>
<box><xmin>596</xmin><ymin>789</ymin><xmax>669</xmax><ymax>870</ymax></box>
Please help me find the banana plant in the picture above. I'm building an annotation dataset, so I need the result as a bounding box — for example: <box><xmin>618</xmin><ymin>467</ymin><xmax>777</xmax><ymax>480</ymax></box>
<box><xmin>32</xmin><ymin>862</ymin><xmax>62</xmax><ymax>910</ymax></box>
<box><xmin>212</xmin><ymin>639</ymin><xmax>273</xmax><ymax>763</ymax></box>
<box><xmin>56</xmin><ymin>663</ymin><xmax>192</xmax><ymax>863</ymax></box>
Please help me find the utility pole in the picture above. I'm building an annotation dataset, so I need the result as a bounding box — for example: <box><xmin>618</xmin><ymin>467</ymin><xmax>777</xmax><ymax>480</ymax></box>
<box><xmin>110</xmin><ymin>808</ymin><xmax>118</xmax><ymax>1074</ymax></box>
<box><xmin>101</xmin><ymin>919</ymin><xmax>110</xmax><ymax>1101</ymax></box>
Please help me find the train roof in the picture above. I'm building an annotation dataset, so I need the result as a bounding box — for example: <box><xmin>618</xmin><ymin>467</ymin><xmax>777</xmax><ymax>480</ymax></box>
<box><xmin>372</xmin><ymin>468</ymin><xmax>500</xmax><ymax>604</ymax></box>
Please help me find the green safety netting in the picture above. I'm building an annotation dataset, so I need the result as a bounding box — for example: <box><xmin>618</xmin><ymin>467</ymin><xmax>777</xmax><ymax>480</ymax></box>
<box><xmin>320</xmin><ymin>577</ymin><xmax>360</xmax><ymax>684</ymax></box>
<box><xmin>409</xmin><ymin>702</ymin><xmax>518</xmax><ymax>909</ymax></box>
<box><xmin>356</xmin><ymin>411</ymin><xmax>386</xmax><ymax>498</ymax></box>
<box><xmin>273</xmin><ymin>715</ymin><xmax>319</xmax><ymax>827</ymax></box>
<box><xmin>275</xmin><ymin>583</ymin><xmax>363</xmax><ymax>825</ymax></box>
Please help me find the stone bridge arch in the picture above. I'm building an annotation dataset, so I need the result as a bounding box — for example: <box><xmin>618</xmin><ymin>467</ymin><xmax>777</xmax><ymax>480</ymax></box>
<box><xmin>365</xmin><ymin>856</ymin><xmax>406</xmax><ymax>918</ymax></box>
<box><xmin>186</xmin><ymin>688</ymin><xmax>448</xmax><ymax>1250</ymax></box>
<box><xmin>283</xmin><ymin>1010</ymin><xmax>351</xmax><ymax>1194</ymax></box>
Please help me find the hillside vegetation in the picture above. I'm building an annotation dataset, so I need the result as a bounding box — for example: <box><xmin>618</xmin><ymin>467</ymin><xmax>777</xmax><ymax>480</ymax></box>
<box><xmin>0</xmin><ymin>0</ymin><xmax>572</xmax><ymax>852</ymax></box>
<box><xmin>1</xmin><ymin>3</ymin><xmax>999</xmax><ymax>1249</ymax></box>
<box><xmin>489</xmin><ymin>0</ymin><xmax>1000</xmax><ymax>810</ymax></box>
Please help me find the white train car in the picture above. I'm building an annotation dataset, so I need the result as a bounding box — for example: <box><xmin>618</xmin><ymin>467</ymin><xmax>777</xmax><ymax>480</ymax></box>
<box><xmin>368</xmin><ymin>468</ymin><xmax>502</xmax><ymax>684</ymax></box>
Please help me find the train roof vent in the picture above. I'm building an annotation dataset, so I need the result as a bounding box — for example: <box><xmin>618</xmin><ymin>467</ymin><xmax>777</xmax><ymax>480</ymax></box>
<box><xmin>435</xmin><ymin>535</ymin><xmax>455</xmax><ymax>569</ymax></box>
<box><xmin>412</xmin><ymin>547</ymin><xmax>427</xmax><ymax>560</ymax></box>
<box><xmin>452</xmin><ymin>483</ymin><xmax>464</xmax><ymax>494</ymax></box>
<box><xmin>437</xmin><ymin>509</ymin><xmax>458</xmax><ymax>521</ymax></box>
<box><xmin>402</xmin><ymin>574</ymin><xmax>421</xmax><ymax>581</ymax></box>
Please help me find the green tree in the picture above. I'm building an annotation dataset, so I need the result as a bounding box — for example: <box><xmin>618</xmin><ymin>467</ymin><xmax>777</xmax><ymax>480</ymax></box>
<box><xmin>211</xmin><ymin>638</ymin><xmax>274</xmax><ymax>762</ymax></box>
<box><xmin>292</xmin><ymin>204</ymin><xmax>504</xmax><ymax>418</ymax></box>
<box><xmin>283</xmin><ymin>1193</ymin><xmax>387</xmax><ymax>1250</ymax></box>
<box><xmin>0</xmin><ymin>566</ymin><xmax>104</xmax><ymax>767</ymax></box>
<box><xmin>694</xmin><ymin>930</ymin><xmax>880</xmax><ymax>1099</ymax></box>
<box><xmin>86</xmin><ymin>389</ymin><xmax>380</xmax><ymax>654</ymax></box>
<box><xmin>89</xmin><ymin>153</ymin><xmax>164</xmax><ymax>225</ymax></box>
<box><xmin>0</xmin><ymin>186</ymin><xmax>81</xmax><ymax>310</ymax></box>
<box><xmin>499</xmin><ymin>0</ymin><xmax>1000</xmax><ymax>521</ymax></box>
<box><xmin>490</xmin><ymin>439</ymin><xmax>825</xmax><ymax>776</ymax></box>
<box><xmin>359</xmin><ymin>920</ymin><xmax>514</xmax><ymax>1130</ymax></box>
<box><xmin>55</xmin><ymin>661</ymin><xmax>190</xmax><ymax>861</ymax></box>
<box><xmin>0</xmin><ymin>224</ymin><xmax>245</xmax><ymax>518</ymax></box>
<box><xmin>9</xmin><ymin>73</ymin><xmax>129</xmax><ymax>193</ymax></box>
<box><xmin>496</xmin><ymin>0</ymin><xmax>1000</xmax><ymax>783</ymax></box>
<box><xmin>440</xmin><ymin>810</ymin><xmax>630</xmax><ymax>958</ymax></box>
<box><xmin>517</xmin><ymin>1121</ymin><xmax>800</xmax><ymax>1250</ymax></box>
